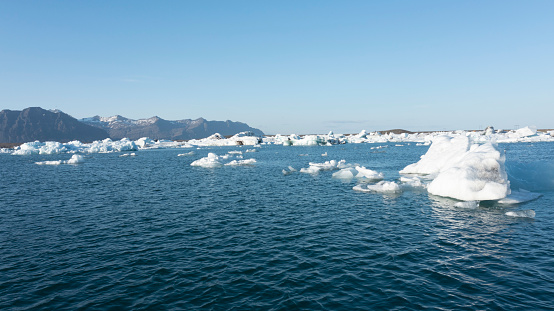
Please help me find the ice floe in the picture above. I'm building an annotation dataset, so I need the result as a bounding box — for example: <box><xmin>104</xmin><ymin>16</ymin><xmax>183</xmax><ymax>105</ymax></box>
<box><xmin>353</xmin><ymin>181</ymin><xmax>402</xmax><ymax>193</ymax></box>
<box><xmin>190</xmin><ymin>153</ymin><xmax>223</xmax><ymax>168</ymax></box>
<box><xmin>36</xmin><ymin>154</ymin><xmax>85</xmax><ymax>165</ymax></box>
<box><xmin>505</xmin><ymin>210</ymin><xmax>535</xmax><ymax>218</ymax></box>
<box><xmin>282</xmin><ymin>166</ymin><xmax>297</xmax><ymax>176</ymax></box>
<box><xmin>225</xmin><ymin>159</ymin><xmax>256</xmax><ymax>166</ymax></box>
<box><xmin>497</xmin><ymin>189</ymin><xmax>542</xmax><ymax>204</ymax></box>
<box><xmin>190</xmin><ymin>152</ymin><xmax>256</xmax><ymax>168</ymax></box>
<box><xmin>454</xmin><ymin>201</ymin><xmax>479</xmax><ymax>209</ymax></box>
<box><xmin>300</xmin><ymin>160</ymin><xmax>350</xmax><ymax>174</ymax></box>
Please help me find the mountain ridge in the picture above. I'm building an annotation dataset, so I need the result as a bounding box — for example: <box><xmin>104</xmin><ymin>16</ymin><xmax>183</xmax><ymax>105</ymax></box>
<box><xmin>0</xmin><ymin>107</ymin><xmax>264</xmax><ymax>143</ymax></box>
<box><xmin>0</xmin><ymin>107</ymin><xmax>110</xmax><ymax>143</ymax></box>
<box><xmin>81</xmin><ymin>115</ymin><xmax>264</xmax><ymax>141</ymax></box>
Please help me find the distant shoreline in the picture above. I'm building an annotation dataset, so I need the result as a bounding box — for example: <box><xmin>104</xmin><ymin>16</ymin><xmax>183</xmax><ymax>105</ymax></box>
<box><xmin>2</xmin><ymin>128</ymin><xmax>553</xmax><ymax>149</ymax></box>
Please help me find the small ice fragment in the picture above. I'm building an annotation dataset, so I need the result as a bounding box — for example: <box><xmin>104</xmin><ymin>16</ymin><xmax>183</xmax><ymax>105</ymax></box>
<box><xmin>399</xmin><ymin>176</ymin><xmax>427</xmax><ymax>188</ymax></box>
<box><xmin>505</xmin><ymin>210</ymin><xmax>535</xmax><ymax>218</ymax></box>
<box><xmin>178</xmin><ymin>151</ymin><xmax>195</xmax><ymax>156</ymax></box>
<box><xmin>35</xmin><ymin>160</ymin><xmax>63</xmax><ymax>165</ymax></box>
<box><xmin>245</xmin><ymin>149</ymin><xmax>257</xmax><ymax>153</ymax></box>
<box><xmin>353</xmin><ymin>181</ymin><xmax>402</xmax><ymax>193</ymax></box>
<box><xmin>355</xmin><ymin>166</ymin><xmax>384</xmax><ymax>180</ymax></box>
<box><xmin>498</xmin><ymin>190</ymin><xmax>542</xmax><ymax>204</ymax></box>
<box><xmin>454</xmin><ymin>201</ymin><xmax>479</xmax><ymax>209</ymax></box>
<box><xmin>322</xmin><ymin>152</ymin><xmax>328</xmax><ymax>156</ymax></box>
<box><xmin>225</xmin><ymin>159</ymin><xmax>256</xmax><ymax>166</ymax></box>
<box><xmin>332</xmin><ymin>168</ymin><xmax>357</xmax><ymax>179</ymax></box>
<box><xmin>66</xmin><ymin>154</ymin><xmax>85</xmax><ymax>164</ymax></box>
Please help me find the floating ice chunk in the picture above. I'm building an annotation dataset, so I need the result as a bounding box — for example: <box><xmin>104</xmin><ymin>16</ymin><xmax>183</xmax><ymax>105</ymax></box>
<box><xmin>190</xmin><ymin>153</ymin><xmax>223</xmax><ymax>168</ymax></box>
<box><xmin>497</xmin><ymin>189</ymin><xmax>542</xmax><ymax>204</ymax></box>
<box><xmin>401</xmin><ymin>136</ymin><xmax>510</xmax><ymax>201</ymax></box>
<box><xmin>135</xmin><ymin>137</ymin><xmax>154</xmax><ymax>148</ymax></box>
<box><xmin>427</xmin><ymin>142</ymin><xmax>510</xmax><ymax>201</ymax></box>
<box><xmin>14</xmin><ymin>141</ymin><xmax>69</xmax><ymax>155</ymax></box>
<box><xmin>353</xmin><ymin>181</ymin><xmax>402</xmax><ymax>193</ymax></box>
<box><xmin>399</xmin><ymin>176</ymin><xmax>427</xmax><ymax>188</ymax></box>
<box><xmin>66</xmin><ymin>154</ymin><xmax>85</xmax><ymax>164</ymax></box>
<box><xmin>36</xmin><ymin>154</ymin><xmax>84</xmax><ymax>165</ymax></box>
<box><xmin>514</xmin><ymin>126</ymin><xmax>537</xmax><ymax>138</ymax></box>
<box><xmin>332</xmin><ymin>168</ymin><xmax>358</xmax><ymax>179</ymax></box>
<box><xmin>454</xmin><ymin>201</ymin><xmax>479</xmax><ymax>209</ymax></box>
<box><xmin>35</xmin><ymin>160</ymin><xmax>63</xmax><ymax>165</ymax></box>
<box><xmin>355</xmin><ymin>166</ymin><xmax>384</xmax><ymax>180</ymax></box>
<box><xmin>400</xmin><ymin>136</ymin><xmax>470</xmax><ymax>175</ymax></box>
<box><xmin>282</xmin><ymin>166</ymin><xmax>297</xmax><ymax>176</ymax></box>
<box><xmin>301</xmin><ymin>160</ymin><xmax>349</xmax><ymax>174</ymax></box>
<box><xmin>322</xmin><ymin>152</ymin><xmax>328</xmax><ymax>157</ymax></box>
<box><xmin>228</xmin><ymin>150</ymin><xmax>242</xmax><ymax>154</ymax></box>
<box><xmin>505</xmin><ymin>210</ymin><xmax>535</xmax><ymax>218</ymax></box>
<box><xmin>120</xmin><ymin>153</ymin><xmax>137</xmax><ymax>157</ymax></box>
<box><xmin>245</xmin><ymin>149</ymin><xmax>257</xmax><ymax>153</ymax></box>
<box><xmin>225</xmin><ymin>159</ymin><xmax>256</xmax><ymax>166</ymax></box>
<box><xmin>178</xmin><ymin>151</ymin><xmax>195</xmax><ymax>156</ymax></box>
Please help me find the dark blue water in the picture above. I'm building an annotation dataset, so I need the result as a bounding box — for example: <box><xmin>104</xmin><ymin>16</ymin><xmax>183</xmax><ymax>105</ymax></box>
<box><xmin>1</xmin><ymin>143</ymin><xmax>553</xmax><ymax>310</ymax></box>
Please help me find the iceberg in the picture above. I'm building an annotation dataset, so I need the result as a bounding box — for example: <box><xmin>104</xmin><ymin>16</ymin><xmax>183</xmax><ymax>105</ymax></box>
<box><xmin>401</xmin><ymin>136</ymin><xmax>510</xmax><ymax>201</ymax></box>
<box><xmin>355</xmin><ymin>166</ymin><xmax>384</xmax><ymax>180</ymax></box>
<box><xmin>332</xmin><ymin>168</ymin><xmax>358</xmax><ymax>179</ymax></box>
<box><xmin>36</xmin><ymin>154</ymin><xmax>85</xmax><ymax>165</ymax></box>
<box><xmin>190</xmin><ymin>153</ymin><xmax>223</xmax><ymax>168</ymax></box>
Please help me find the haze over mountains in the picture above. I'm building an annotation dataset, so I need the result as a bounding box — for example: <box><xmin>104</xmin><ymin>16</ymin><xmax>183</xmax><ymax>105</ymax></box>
<box><xmin>0</xmin><ymin>107</ymin><xmax>264</xmax><ymax>143</ymax></box>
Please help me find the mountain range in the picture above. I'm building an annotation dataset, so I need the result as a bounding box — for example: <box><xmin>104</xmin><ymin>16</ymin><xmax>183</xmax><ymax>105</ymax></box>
<box><xmin>0</xmin><ymin>107</ymin><xmax>264</xmax><ymax>143</ymax></box>
<box><xmin>0</xmin><ymin>107</ymin><xmax>109</xmax><ymax>143</ymax></box>
<box><xmin>81</xmin><ymin>115</ymin><xmax>264</xmax><ymax>140</ymax></box>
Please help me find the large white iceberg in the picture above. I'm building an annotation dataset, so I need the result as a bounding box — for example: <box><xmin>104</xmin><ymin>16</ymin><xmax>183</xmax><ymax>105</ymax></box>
<box><xmin>401</xmin><ymin>136</ymin><xmax>510</xmax><ymax>201</ymax></box>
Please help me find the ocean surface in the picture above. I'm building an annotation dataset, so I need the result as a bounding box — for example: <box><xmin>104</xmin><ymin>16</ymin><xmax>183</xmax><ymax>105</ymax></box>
<box><xmin>1</xmin><ymin>142</ymin><xmax>553</xmax><ymax>310</ymax></box>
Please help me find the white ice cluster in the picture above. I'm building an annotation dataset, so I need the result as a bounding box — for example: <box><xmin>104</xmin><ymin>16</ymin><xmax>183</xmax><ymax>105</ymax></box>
<box><xmin>190</xmin><ymin>151</ymin><xmax>256</xmax><ymax>168</ymax></box>
<box><xmin>299</xmin><ymin>160</ymin><xmax>350</xmax><ymax>174</ymax></box>
<box><xmin>35</xmin><ymin>154</ymin><xmax>85</xmax><ymax>165</ymax></box>
<box><xmin>265</xmin><ymin>126</ymin><xmax>553</xmax><ymax>146</ymax></box>
<box><xmin>332</xmin><ymin>166</ymin><xmax>384</xmax><ymax>180</ymax></box>
<box><xmin>13</xmin><ymin>138</ymin><xmax>138</xmax><ymax>155</ymax></box>
<box><xmin>8</xmin><ymin>125</ymin><xmax>552</xmax><ymax>156</ymax></box>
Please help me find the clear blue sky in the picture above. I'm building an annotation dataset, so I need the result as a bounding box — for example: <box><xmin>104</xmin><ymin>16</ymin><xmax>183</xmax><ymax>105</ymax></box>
<box><xmin>1</xmin><ymin>1</ymin><xmax>553</xmax><ymax>134</ymax></box>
